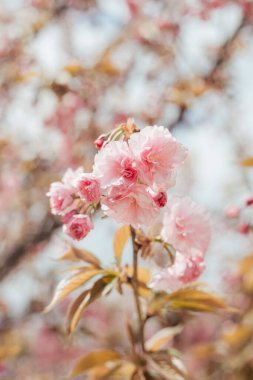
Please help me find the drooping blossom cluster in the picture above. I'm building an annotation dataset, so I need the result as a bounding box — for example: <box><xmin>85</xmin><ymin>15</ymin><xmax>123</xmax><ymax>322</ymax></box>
<box><xmin>150</xmin><ymin>196</ymin><xmax>211</xmax><ymax>290</ymax></box>
<box><xmin>48</xmin><ymin>122</ymin><xmax>211</xmax><ymax>289</ymax></box>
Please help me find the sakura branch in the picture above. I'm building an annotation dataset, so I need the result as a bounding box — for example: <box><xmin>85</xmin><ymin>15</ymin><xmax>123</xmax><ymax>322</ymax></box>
<box><xmin>45</xmin><ymin>120</ymin><xmax>228</xmax><ymax>378</ymax></box>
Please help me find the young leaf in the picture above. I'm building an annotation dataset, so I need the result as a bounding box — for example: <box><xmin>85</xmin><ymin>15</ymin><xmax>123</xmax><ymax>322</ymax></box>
<box><xmin>58</xmin><ymin>246</ymin><xmax>101</xmax><ymax>267</ymax></box>
<box><xmin>45</xmin><ymin>268</ymin><xmax>102</xmax><ymax>312</ymax></box>
<box><xmin>167</xmin><ymin>288</ymin><xmax>227</xmax><ymax>312</ymax></box>
<box><xmin>66</xmin><ymin>289</ymin><xmax>90</xmax><ymax>334</ymax></box>
<box><xmin>98</xmin><ymin>362</ymin><xmax>136</xmax><ymax>380</ymax></box>
<box><xmin>71</xmin><ymin>350</ymin><xmax>121</xmax><ymax>377</ymax></box>
<box><xmin>146</xmin><ymin>326</ymin><xmax>183</xmax><ymax>352</ymax></box>
<box><xmin>66</xmin><ymin>275</ymin><xmax>116</xmax><ymax>334</ymax></box>
<box><xmin>114</xmin><ymin>225</ymin><xmax>130</xmax><ymax>263</ymax></box>
<box><xmin>127</xmin><ymin>266</ymin><xmax>151</xmax><ymax>285</ymax></box>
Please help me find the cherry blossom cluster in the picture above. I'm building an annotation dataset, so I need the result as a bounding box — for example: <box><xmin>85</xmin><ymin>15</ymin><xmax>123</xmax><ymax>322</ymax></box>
<box><xmin>47</xmin><ymin>124</ymin><xmax>187</xmax><ymax>236</ymax></box>
<box><xmin>47</xmin><ymin>123</ymin><xmax>211</xmax><ymax>287</ymax></box>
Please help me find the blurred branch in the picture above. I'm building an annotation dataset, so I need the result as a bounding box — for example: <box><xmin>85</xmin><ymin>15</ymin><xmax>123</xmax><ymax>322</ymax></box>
<box><xmin>0</xmin><ymin>217</ymin><xmax>60</xmax><ymax>281</ymax></box>
<box><xmin>169</xmin><ymin>16</ymin><xmax>246</xmax><ymax>130</ymax></box>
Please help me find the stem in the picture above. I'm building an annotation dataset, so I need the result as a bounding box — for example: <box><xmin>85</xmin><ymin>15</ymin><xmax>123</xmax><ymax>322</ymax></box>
<box><xmin>130</xmin><ymin>226</ymin><xmax>145</xmax><ymax>353</ymax></box>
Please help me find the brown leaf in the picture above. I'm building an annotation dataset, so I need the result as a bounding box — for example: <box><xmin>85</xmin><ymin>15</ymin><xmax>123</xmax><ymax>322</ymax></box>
<box><xmin>149</xmin><ymin>288</ymin><xmax>227</xmax><ymax>315</ymax></box>
<box><xmin>71</xmin><ymin>350</ymin><xmax>121</xmax><ymax>377</ymax></box>
<box><xmin>66</xmin><ymin>275</ymin><xmax>116</xmax><ymax>334</ymax></box>
<box><xmin>66</xmin><ymin>289</ymin><xmax>90</xmax><ymax>334</ymax></box>
<box><xmin>242</xmin><ymin>267</ymin><xmax>253</xmax><ymax>293</ymax></box>
<box><xmin>240</xmin><ymin>157</ymin><xmax>253</xmax><ymax>167</ymax></box>
<box><xmin>114</xmin><ymin>225</ymin><xmax>130</xmax><ymax>263</ymax></box>
<box><xmin>146</xmin><ymin>326</ymin><xmax>183</xmax><ymax>352</ymax></box>
<box><xmin>58</xmin><ymin>246</ymin><xmax>101</xmax><ymax>267</ymax></box>
<box><xmin>222</xmin><ymin>325</ymin><xmax>253</xmax><ymax>350</ymax></box>
<box><xmin>167</xmin><ymin>288</ymin><xmax>227</xmax><ymax>312</ymax></box>
<box><xmin>126</xmin><ymin>266</ymin><xmax>151</xmax><ymax>284</ymax></box>
<box><xmin>45</xmin><ymin>268</ymin><xmax>102</xmax><ymax>312</ymax></box>
<box><xmin>240</xmin><ymin>254</ymin><xmax>253</xmax><ymax>274</ymax></box>
<box><xmin>100</xmin><ymin>362</ymin><xmax>136</xmax><ymax>380</ymax></box>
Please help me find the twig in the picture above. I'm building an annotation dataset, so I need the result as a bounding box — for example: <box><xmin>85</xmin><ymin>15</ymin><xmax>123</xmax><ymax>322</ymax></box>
<box><xmin>0</xmin><ymin>217</ymin><xmax>60</xmax><ymax>281</ymax></box>
<box><xmin>130</xmin><ymin>226</ymin><xmax>146</xmax><ymax>353</ymax></box>
<box><xmin>169</xmin><ymin>16</ymin><xmax>246</xmax><ymax>130</ymax></box>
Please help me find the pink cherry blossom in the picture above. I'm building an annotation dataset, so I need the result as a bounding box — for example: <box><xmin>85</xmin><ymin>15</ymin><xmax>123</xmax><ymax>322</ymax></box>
<box><xmin>62</xmin><ymin>167</ymin><xmax>83</xmax><ymax>188</ymax></box>
<box><xmin>150</xmin><ymin>250</ymin><xmax>205</xmax><ymax>291</ymax></box>
<box><xmin>64</xmin><ymin>214</ymin><xmax>93</xmax><ymax>240</ymax></box>
<box><xmin>175</xmin><ymin>251</ymin><xmax>205</xmax><ymax>283</ymax></box>
<box><xmin>94</xmin><ymin>136</ymin><xmax>105</xmax><ymax>149</ymax></box>
<box><xmin>47</xmin><ymin>182</ymin><xmax>74</xmax><ymax>215</ymax></box>
<box><xmin>161</xmin><ymin>196</ymin><xmax>211</xmax><ymax>256</ymax></box>
<box><xmin>75</xmin><ymin>173</ymin><xmax>100</xmax><ymax>203</ymax></box>
<box><xmin>102</xmin><ymin>184</ymin><xmax>159</xmax><ymax>227</ymax></box>
<box><xmin>61</xmin><ymin>210</ymin><xmax>77</xmax><ymax>224</ymax></box>
<box><xmin>129</xmin><ymin>126</ymin><xmax>187</xmax><ymax>189</ymax></box>
<box><xmin>93</xmin><ymin>140</ymin><xmax>137</xmax><ymax>198</ymax></box>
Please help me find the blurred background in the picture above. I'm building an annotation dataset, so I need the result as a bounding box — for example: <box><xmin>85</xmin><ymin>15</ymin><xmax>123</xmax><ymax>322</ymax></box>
<box><xmin>0</xmin><ymin>0</ymin><xmax>253</xmax><ymax>379</ymax></box>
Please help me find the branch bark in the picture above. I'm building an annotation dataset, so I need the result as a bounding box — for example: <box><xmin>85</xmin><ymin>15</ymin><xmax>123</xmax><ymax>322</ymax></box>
<box><xmin>130</xmin><ymin>226</ymin><xmax>146</xmax><ymax>353</ymax></box>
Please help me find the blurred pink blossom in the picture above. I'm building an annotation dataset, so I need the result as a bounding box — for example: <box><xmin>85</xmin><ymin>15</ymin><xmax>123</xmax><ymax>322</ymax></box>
<box><xmin>150</xmin><ymin>250</ymin><xmax>205</xmax><ymax>291</ymax></box>
<box><xmin>237</xmin><ymin>222</ymin><xmax>250</xmax><ymax>235</ymax></box>
<box><xmin>225</xmin><ymin>205</ymin><xmax>240</xmax><ymax>219</ymax></box>
<box><xmin>161</xmin><ymin>196</ymin><xmax>211</xmax><ymax>256</ymax></box>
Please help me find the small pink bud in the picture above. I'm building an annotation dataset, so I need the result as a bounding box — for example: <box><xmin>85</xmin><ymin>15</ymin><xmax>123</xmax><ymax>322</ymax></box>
<box><xmin>237</xmin><ymin>222</ymin><xmax>250</xmax><ymax>235</ymax></box>
<box><xmin>94</xmin><ymin>137</ymin><xmax>105</xmax><ymax>150</ymax></box>
<box><xmin>246</xmin><ymin>197</ymin><xmax>253</xmax><ymax>206</ymax></box>
<box><xmin>153</xmin><ymin>191</ymin><xmax>167</xmax><ymax>208</ymax></box>
<box><xmin>64</xmin><ymin>214</ymin><xmax>93</xmax><ymax>241</ymax></box>
<box><xmin>225</xmin><ymin>206</ymin><xmax>240</xmax><ymax>219</ymax></box>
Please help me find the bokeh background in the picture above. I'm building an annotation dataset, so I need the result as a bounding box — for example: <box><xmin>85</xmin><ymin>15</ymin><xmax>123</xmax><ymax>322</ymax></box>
<box><xmin>0</xmin><ymin>0</ymin><xmax>253</xmax><ymax>379</ymax></box>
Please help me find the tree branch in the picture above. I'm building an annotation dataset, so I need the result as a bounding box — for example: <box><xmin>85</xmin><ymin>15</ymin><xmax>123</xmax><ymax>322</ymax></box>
<box><xmin>0</xmin><ymin>217</ymin><xmax>60</xmax><ymax>281</ymax></box>
<box><xmin>169</xmin><ymin>16</ymin><xmax>246</xmax><ymax>130</ymax></box>
<box><xmin>130</xmin><ymin>226</ymin><xmax>146</xmax><ymax>353</ymax></box>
